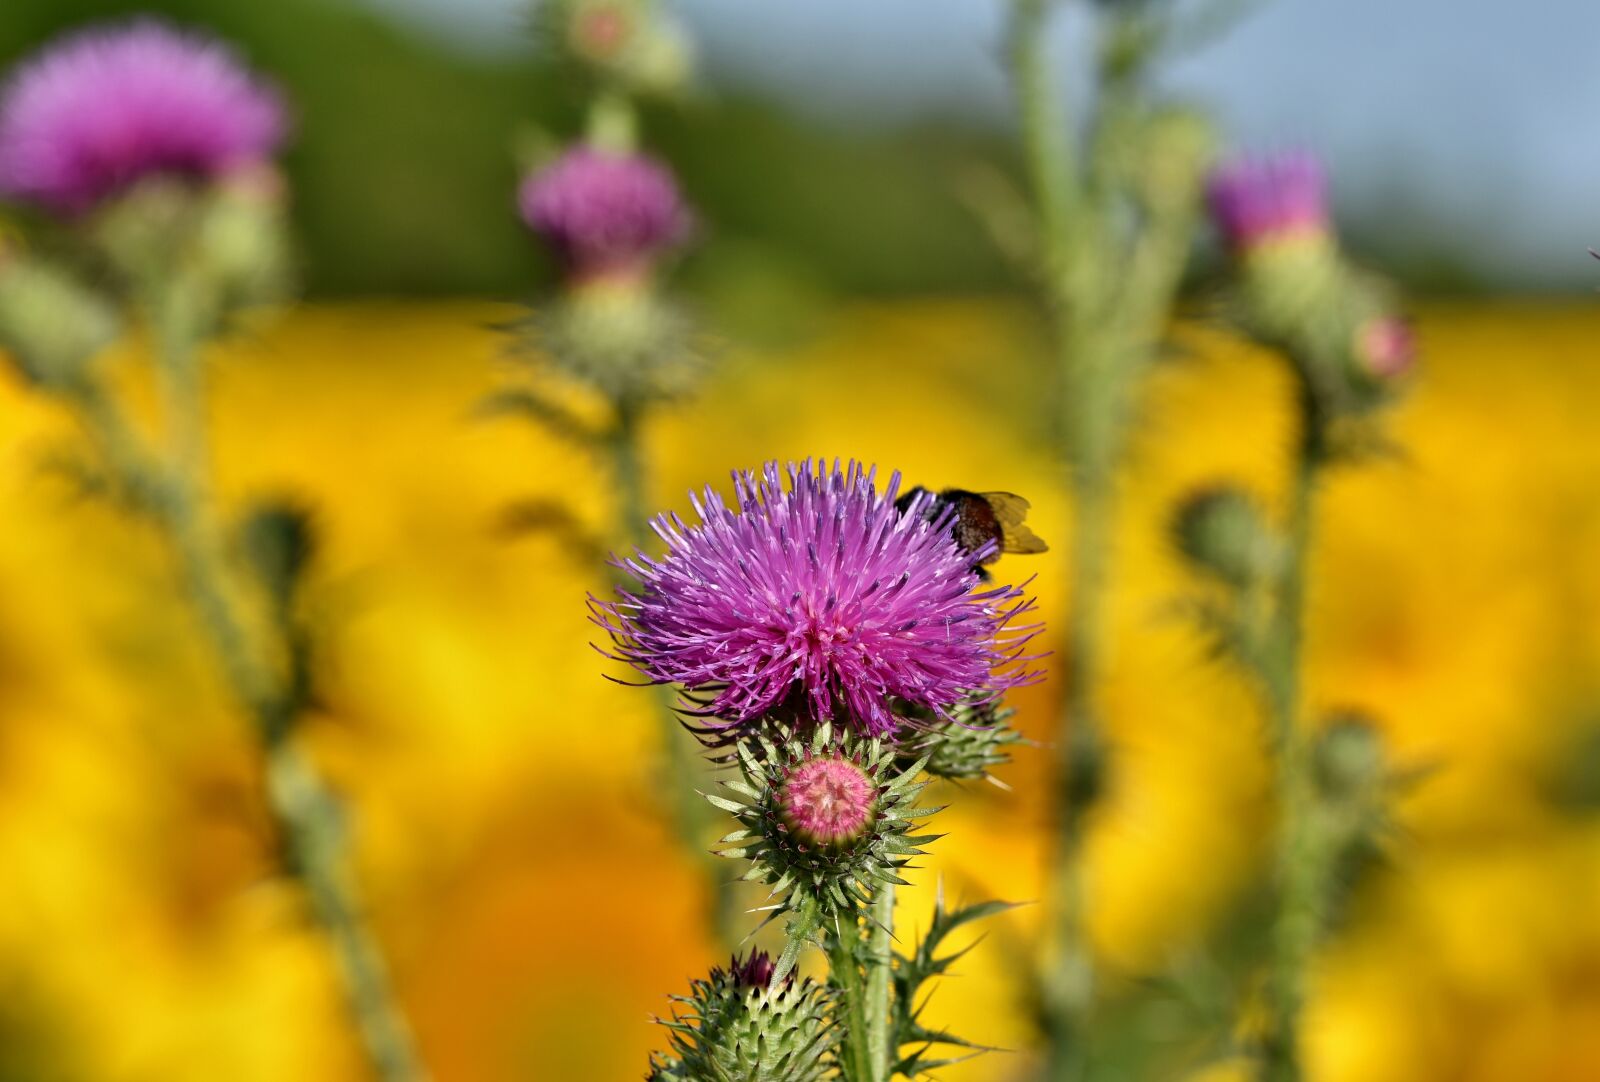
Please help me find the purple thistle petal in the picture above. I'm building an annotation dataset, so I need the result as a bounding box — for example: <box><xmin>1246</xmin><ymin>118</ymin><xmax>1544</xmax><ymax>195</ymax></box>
<box><xmin>0</xmin><ymin>19</ymin><xmax>287</xmax><ymax>214</ymax></box>
<box><xmin>591</xmin><ymin>459</ymin><xmax>1042</xmax><ymax>737</ymax></box>
<box><xmin>1206</xmin><ymin>149</ymin><xmax>1329</xmax><ymax>252</ymax></box>
<box><xmin>517</xmin><ymin>145</ymin><xmax>691</xmax><ymax>279</ymax></box>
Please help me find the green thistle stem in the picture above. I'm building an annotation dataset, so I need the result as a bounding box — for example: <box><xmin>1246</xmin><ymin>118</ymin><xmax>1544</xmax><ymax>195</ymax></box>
<box><xmin>605</xmin><ymin>397</ymin><xmax>736</xmax><ymax>947</ymax></box>
<box><xmin>64</xmin><ymin>309</ymin><xmax>430</xmax><ymax>1082</ymax></box>
<box><xmin>829</xmin><ymin>920</ymin><xmax>877</xmax><ymax>1082</ymax></box>
<box><xmin>1008</xmin><ymin>3</ymin><xmax>1104</xmax><ymax>1077</ymax></box>
<box><xmin>864</xmin><ymin>883</ymin><xmax>896</xmax><ymax>1080</ymax></box>
<box><xmin>1259</xmin><ymin>394</ymin><xmax>1330</xmax><ymax>1082</ymax></box>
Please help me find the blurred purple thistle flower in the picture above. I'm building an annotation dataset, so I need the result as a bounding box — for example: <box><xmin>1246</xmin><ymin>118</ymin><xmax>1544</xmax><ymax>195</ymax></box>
<box><xmin>518</xmin><ymin>145</ymin><xmax>690</xmax><ymax>281</ymax></box>
<box><xmin>1206</xmin><ymin>150</ymin><xmax>1329</xmax><ymax>251</ymax></box>
<box><xmin>592</xmin><ymin>459</ymin><xmax>1041</xmax><ymax>737</ymax></box>
<box><xmin>0</xmin><ymin>20</ymin><xmax>286</xmax><ymax>214</ymax></box>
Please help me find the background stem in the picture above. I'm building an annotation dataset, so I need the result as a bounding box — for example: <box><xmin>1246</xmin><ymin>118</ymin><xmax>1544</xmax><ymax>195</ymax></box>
<box><xmin>1008</xmin><ymin>4</ymin><xmax>1106</xmax><ymax>1078</ymax></box>
<box><xmin>604</xmin><ymin>398</ymin><xmax>736</xmax><ymax>947</ymax></box>
<box><xmin>1260</xmin><ymin>396</ymin><xmax>1327</xmax><ymax>1082</ymax></box>
<box><xmin>66</xmin><ymin>322</ymin><xmax>431</xmax><ymax>1082</ymax></box>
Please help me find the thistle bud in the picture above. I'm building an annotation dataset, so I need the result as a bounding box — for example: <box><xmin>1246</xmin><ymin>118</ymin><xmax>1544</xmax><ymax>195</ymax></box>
<box><xmin>898</xmin><ymin>697</ymin><xmax>1024</xmax><ymax>782</ymax></box>
<box><xmin>1135</xmin><ymin>107</ymin><xmax>1214</xmax><ymax>219</ymax></box>
<box><xmin>525</xmin><ymin>281</ymin><xmax>703</xmax><ymax>403</ymax></box>
<box><xmin>0</xmin><ymin>258</ymin><xmax>119</xmax><ymax>385</ymax></box>
<box><xmin>1312</xmin><ymin>713</ymin><xmax>1387</xmax><ymax>807</ymax></box>
<box><xmin>1351</xmin><ymin>314</ymin><xmax>1416</xmax><ymax>384</ymax></box>
<box><xmin>648</xmin><ymin>951</ymin><xmax>836</xmax><ymax>1082</ymax></box>
<box><xmin>778</xmin><ymin>755</ymin><xmax>878</xmax><ymax>851</ymax></box>
<box><xmin>545</xmin><ymin>0</ymin><xmax>695</xmax><ymax>97</ymax></box>
<box><xmin>192</xmin><ymin>166</ymin><xmax>292</xmax><ymax>311</ymax></box>
<box><xmin>93</xmin><ymin>173</ymin><xmax>291</xmax><ymax>322</ymax></box>
<box><xmin>711</xmin><ymin>722</ymin><xmax>937</xmax><ymax>923</ymax></box>
<box><xmin>1171</xmin><ymin>485</ymin><xmax>1281</xmax><ymax>590</ymax></box>
<box><xmin>238</xmin><ymin>500</ymin><xmax>316</xmax><ymax>614</ymax></box>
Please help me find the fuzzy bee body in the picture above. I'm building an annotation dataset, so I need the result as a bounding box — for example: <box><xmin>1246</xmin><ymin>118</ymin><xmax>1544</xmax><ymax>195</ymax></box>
<box><xmin>896</xmin><ymin>486</ymin><xmax>1048</xmax><ymax>577</ymax></box>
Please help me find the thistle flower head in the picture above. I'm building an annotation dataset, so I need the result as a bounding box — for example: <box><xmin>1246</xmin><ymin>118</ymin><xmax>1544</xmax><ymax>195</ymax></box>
<box><xmin>517</xmin><ymin>145</ymin><xmax>690</xmax><ymax>281</ymax></box>
<box><xmin>1207</xmin><ymin>150</ymin><xmax>1328</xmax><ymax>252</ymax></box>
<box><xmin>593</xmin><ymin>459</ymin><xmax>1041</xmax><ymax>737</ymax></box>
<box><xmin>0</xmin><ymin>20</ymin><xmax>286</xmax><ymax>214</ymax></box>
<box><xmin>649</xmin><ymin>950</ymin><xmax>836</xmax><ymax>1082</ymax></box>
<box><xmin>712</xmin><ymin>722</ymin><xmax>937</xmax><ymax>924</ymax></box>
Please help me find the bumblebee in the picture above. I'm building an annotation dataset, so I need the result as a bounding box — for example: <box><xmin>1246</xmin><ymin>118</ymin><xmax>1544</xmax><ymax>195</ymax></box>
<box><xmin>896</xmin><ymin>486</ymin><xmax>1048</xmax><ymax>577</ymax></box>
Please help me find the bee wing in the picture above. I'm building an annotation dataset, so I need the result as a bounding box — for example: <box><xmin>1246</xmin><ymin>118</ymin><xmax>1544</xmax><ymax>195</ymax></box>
<box><xmin>980</xmin><ymin>492</ymin><xmax>1049</xmax><ymax>554</ymax></box>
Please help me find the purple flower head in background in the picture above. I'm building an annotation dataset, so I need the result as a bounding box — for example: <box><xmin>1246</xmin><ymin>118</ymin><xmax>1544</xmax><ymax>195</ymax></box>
<box><xmin>1206</xmin><ymin>150</ymin><xmax>1329</xmax><ymax>252</ymax></box>
<box><xmin>592</xmin><ymin>459</ymin><xmax>1041</xmax><ymax>737</ymax></box>
<box><xmin>0</xmin><ymin>20</ymin><xmax>287</xmax><ymax>214</ymax></box>
<box><xmin>518</xmin><ymin>145</ymin><xmax>690</xmax><ymax>280</ymax></box>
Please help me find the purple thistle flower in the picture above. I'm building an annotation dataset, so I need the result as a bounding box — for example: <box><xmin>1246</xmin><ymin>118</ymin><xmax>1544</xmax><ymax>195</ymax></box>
<box><xmin>592</xmin><ymin>459</ymin><xmax>1041</xmax><ymax>737</ymax></box>
<box><xmin>518</xmin><ymin>145</ymin><xmax>690</xmax><ymax>281</ymax></box>
<box><xmin>0</xmin><ymin>20</ymin><xmax>287</xmax><ymax>214</ymax></box>
<box><xmin>1206</xmin><ymin>150</ymin><xmax>1329</xmax><ymax>252</ymax></box>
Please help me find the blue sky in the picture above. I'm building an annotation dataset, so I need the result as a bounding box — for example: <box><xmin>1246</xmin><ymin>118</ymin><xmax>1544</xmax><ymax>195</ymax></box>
<box><xmin>363</xmin><ymin>0</ymin><xmax>1600</xmax><ymax>289</ymax></box>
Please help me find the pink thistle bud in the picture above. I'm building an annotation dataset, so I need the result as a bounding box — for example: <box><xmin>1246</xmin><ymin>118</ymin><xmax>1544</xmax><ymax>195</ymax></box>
<box><xmin>570</xmin><ymin>2</ymin><xmax>634</xmax><ymax>63</ymax></box>
<box><xmin>1207</xmin><ymin>150</ymin><xmax>1329</xmax><ymax>253</ymax></box>
<box><xmin>1353</xmin><ymin>315</ymin><xmax>1416</xmax><ymax>381</ymax></box>
<box><xmin>779</xmin><ymin>755</ymin><xmax>878</xmax><ymax>850</ymax></box>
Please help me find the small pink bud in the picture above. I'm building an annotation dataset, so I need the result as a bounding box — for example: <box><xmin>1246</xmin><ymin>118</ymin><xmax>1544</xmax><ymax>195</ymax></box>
<box><xmin>1354</xmin><ymin>316</ymin><xmax>1415</xmax><ymax>380</ymax></box>
<box><xmin>571</xmin><ymin>4</ymin><xmax>633</xmax><ymax>62</ymax></box>
<box><xmin>779</xmin><ymin>755</ymin><xmax>877</xmax><ymax>850</ymax></box>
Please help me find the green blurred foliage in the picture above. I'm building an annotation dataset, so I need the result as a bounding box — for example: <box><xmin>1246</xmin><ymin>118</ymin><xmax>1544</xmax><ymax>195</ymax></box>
<box><xmin>1</xmin><ymin>0</ymin><xmax>1018</xmax><ymax>301</ymax></box>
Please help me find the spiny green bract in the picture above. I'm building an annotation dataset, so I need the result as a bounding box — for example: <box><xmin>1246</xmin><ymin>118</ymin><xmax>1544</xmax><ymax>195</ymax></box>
<box><xmin>648</xmin><ymin>961</ymin><xmax>836</xmax><ymax>1082</ymax></box>
<box><xmin>709</xmin><ymin>721</ymin><xmax>939</xmax><ymax>921</ymax></box>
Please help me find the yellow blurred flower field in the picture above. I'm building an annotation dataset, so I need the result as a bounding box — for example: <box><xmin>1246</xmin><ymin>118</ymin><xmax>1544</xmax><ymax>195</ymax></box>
<box><xmin>0</xmin><ymin>299</ymin><xmax>1597</xmax><ymax>1081</ymax></box>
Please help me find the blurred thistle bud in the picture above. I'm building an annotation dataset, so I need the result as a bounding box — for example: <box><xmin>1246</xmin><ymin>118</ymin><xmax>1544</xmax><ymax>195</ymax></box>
<box><xmin>518</xmin><ymin>145</ymin><xmax>692</xmax><ymax>286</ymax></box>
<box><xmin>92</xmin><ymin>172</ymin><xmax>292</xmax><ymax>325</ymax></box>
<box><xmin>520</xmin><ymin>282</ymin><xmax>704</xmax><ymax>403</ymax></box>
<box><xmin>1134</xmin><ymin>107</ymin><xmax>1215</xmax><ymax>218</ymax></box>
<box><xmin>1209</xmin><ymin>150</ymin><xmax>1414</xmax><ymax>419</ymax></box>
<box><xmin>238</xmin><ymin>499</ymin><xmax>316</xmax><ymax>616</ymax></box>
<box><xmin>541</xmin><ymin>0</ymin><xmax>695</xmax><ymax>98</ymax></box>
<box><xmin>191</xmin><ymin>165</ymin><xmax>293</xmax><ymax>310</ymax></box>
<box><xmin>1313</xmin><ymin>713</ymin><xmax>1387</xmax><ymax>805</ymax></box>
<box><xmin>647</xmin><ymin>950</ymin><xmax>836</xmax><ymax>1082</ymax></box>
<box><xmin>898</xmin><ymin>696</ymin><xmax>1024</xmax><ymax>783</ymax></box>
<box><xmin>0</xmin><ymin>258</ymin><xmax>119</xmax><ymax>385</ymax></box>
<box><xmin>1351</xmin><ymin>314</ymin><xmax>1416</xmax><ymax>385</ymax></box>
<box><xmin>0</xmin><ymin>19</ymin><xmax>286</xmax><ymax>217</ymax></box>
<box><xmin>1171</xmin><ymin>485</ymin><xmax>1282</xmax><ymax>590</ymax></box>
<box><xmin>711</xmin><ymin>723</ymin><xmax>937</xmax><ymax>950</ymax></box>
